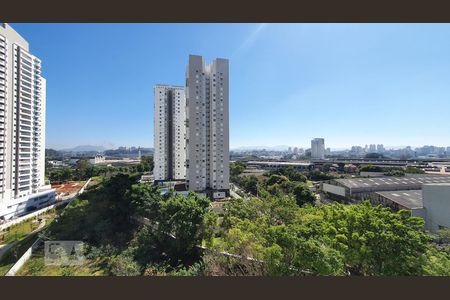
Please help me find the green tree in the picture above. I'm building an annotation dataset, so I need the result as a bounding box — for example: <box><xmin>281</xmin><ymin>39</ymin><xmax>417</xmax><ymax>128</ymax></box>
<box><xmin>405</xmin><ymin>166</ymin><xmax>425</xmax><ymax>174</ymax></box>
<box><xmin>130</xmin><ymin>183</ymin><xmax>162</xmax><ymax>220</ymax></box>
<box><xmin>75</xmin><ymin>158</ymin><xmax>90</xmax><ymax>180</ymax></box>
<box><xmin>359</xmin><ymin>164</ymin><xmax>384</xmax><ymax>172</ymax></box>
<box><xmin>215</xmin><ymin>196</ymin><xmax>447</xmax><ymax>276</ymax></box>
<box><xmin>266</xmin><ymin>174</ymin><xmax>289</xmax><ymax>187</ymax></box>
<box><xmin>422</xmin><ymin>247</ymin><xmax>450</xmax><ymax>275</ymax></box>
<box><xmin>139</xmin><ymin>156</ymin><xmax>154</xmax><ymax>172</ymax></box>
<box><xmin>264</xmin><ymin>225</ymin><xmax>345</xmax><ymax>275</ymax></box>
<box><xmin>157</xmin><ymin>193</ymin><xmax>210</xmax><ymax>260</ymax></box>
<box><xmin>365</xmin><ymin>153</ymin><xmax>385</xmax><ymax>159</ymax></box>
<box><xmin>108</xmin><ymin>253</ymin><xmax>141</xmax><ymax>276</ymax></box>
<box><xmin>230</xmin><ymin>161</ymin><xmax>246</xmax><ymax>177</ymax></box>
<box><xmin>49</xmin><ymin>167</ymin><xmax>73</xmax><ymax>182</ymax></box>
<box><xmin>241</xmin><ymin>175</ymin><xmax>259</xmax><ymax>195</ymax></box>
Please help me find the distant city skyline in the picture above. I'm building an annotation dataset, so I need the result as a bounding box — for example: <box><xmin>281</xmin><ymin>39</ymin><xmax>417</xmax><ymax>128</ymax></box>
<box><xmin>230</xmin><ymin>144</ymin><xmax>450</xmax><ymax>152</ymax></box>
<box><xmin>10</xmin><ymin>23</ymin><xmax>450</xmax><ymax>149</ymax></box>
<box><xmin>51</xmin><ymin>143</ymin><xmax>450</xmax><ymax>153</ymax></box>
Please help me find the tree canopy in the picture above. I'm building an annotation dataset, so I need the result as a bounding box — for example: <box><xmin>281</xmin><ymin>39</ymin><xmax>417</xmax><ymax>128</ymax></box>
<box><xmin>211</xmin><ymin>196</ymin><xmax>450</xmax><ymax>276</ymax></box>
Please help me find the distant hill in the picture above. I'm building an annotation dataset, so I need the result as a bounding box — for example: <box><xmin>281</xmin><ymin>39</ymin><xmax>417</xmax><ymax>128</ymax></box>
<box><xmin>60</xmin><ymin>145</ymin><xmax>107</xmax><ymax>153</ymax></box>
<box><xmin>232</xmin><ymin>145</ymin><xmax>290</xmax><ymax>152</ymax></box>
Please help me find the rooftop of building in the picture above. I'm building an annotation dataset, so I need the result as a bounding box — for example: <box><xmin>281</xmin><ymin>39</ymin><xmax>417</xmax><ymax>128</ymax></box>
<box><xmin>375</xmin><ymin>190</ymin><xmax>423</xmax><ymax>209</ymax></box>
<box><xmin>335</xmin><ymin>174</ymin><xmax>450</xmax><ymax>190</ymax></box>
<box><xmin>154</xmin><ymin>84</ymin><xmax>185</xmax><ymax>89</ymax></box>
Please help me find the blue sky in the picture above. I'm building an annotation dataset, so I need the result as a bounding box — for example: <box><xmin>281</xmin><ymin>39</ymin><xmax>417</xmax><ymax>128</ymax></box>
<box><xmin>11</xmin><ymin>23</ymin><xmax>450</xmax><ymax>150</ymax></box>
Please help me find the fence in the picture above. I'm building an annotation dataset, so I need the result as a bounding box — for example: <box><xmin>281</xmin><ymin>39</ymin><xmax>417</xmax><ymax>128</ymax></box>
<box><xmin>5</xmin><ymin>237</ymin><xmax>42</xmax><ymax>276</ymax></box>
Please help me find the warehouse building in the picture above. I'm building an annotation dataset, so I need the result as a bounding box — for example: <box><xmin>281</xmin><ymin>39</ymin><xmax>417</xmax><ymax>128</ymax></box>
<box><xmin>323</xmin><ymin>175</ymin><xmax>450</xmax><ymax>233</ymax></box>
<box><xmin>371</xmin><ymin>185</ymin><xmax>450</xmax><ymax>233</ymax></box>
<box><xmin>322</xmin><ymin>174</ymin><xmax>450</xmax><ymax>202</ymax></box>
<box><xmin>372</xmin><ymin>190</ymin><xmax>424</xmax><ymax>217</ymax></box>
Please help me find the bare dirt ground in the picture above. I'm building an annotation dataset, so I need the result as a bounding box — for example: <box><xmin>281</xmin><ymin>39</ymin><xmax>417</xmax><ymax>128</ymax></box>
<box><xmin>51</xmin><ymin>181</ymin><xmax>86</xmax><ymax>198</ymax></box>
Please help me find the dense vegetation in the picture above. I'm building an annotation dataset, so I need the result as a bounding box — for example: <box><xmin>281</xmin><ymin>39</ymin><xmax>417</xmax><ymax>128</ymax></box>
<box><xmin>211</xmin><ymin>196</ymin><xmax>450</xmax><ymax>275</ymax></box>
<box><xmin>359</xmin><ymin>164</ymin><xmax>425</xmax><ymax>176</ymax></box>
<box><xmin>48</xmin><ymin>156</ymin><xmax>154</xmax><ymax>182</ymax></box>
<box><xmin>40</xmin><ymin>174</ymin><xmax>212</xmax><ymax>275</ymax></box>
<box><xmin>231</xmin><ymin>164</ymin><xmax>316</xmax><ymax>207</ymax></box>
<box><xmin>365</xmin><ymin>153</ymin><xmax>385</xmax><ymax>159</ymax></box>
<box><xmin>22</xmin><ymin>170</ymin><xmax>449</xmax><ymax>276</ymax></box>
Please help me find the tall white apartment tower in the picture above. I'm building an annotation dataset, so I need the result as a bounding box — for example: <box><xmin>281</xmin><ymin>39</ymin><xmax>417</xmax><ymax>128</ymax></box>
<box><xmin>311</xmin><ymin>138</ymin><xmax>325</xmax><ymax>160</ymax></box>
<box><xmin>0</xmin><ymin>24</ymin><xmax>55</xmax><ymax>221</ymax></box>
<box><xmin>153</xmin><ymin>84</ymin><xmax>186</xmax><ymax>181</ymax></box>
<box><xmin>185</xmin><ymin>55</ymin><xmax>229</xmax><ymax>198</ymax></box>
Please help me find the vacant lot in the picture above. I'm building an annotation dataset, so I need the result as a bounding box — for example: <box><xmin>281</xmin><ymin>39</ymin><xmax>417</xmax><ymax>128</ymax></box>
<box><xmin>52</xmin><ymin>181</ymin><xmax>86</xmax><ymax>197</ymax></box>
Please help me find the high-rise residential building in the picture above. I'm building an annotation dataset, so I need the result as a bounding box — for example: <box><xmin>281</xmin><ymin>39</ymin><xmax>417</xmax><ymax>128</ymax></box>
<box><xmin>350</xmin><ymin>146</ymin><xmax>364</xmax><ymax>156</ymax></box>
<box><xmin>0</xmin><ymin>23</ymin><xmax>55</xmax><ymax>221</ymax></box>
<box><xmin>311</xmin><ymin>138</ymin><xmax>325</xmax><ymax>159</ymax></box>
<box><xmin>377</xmin><ymin>144</ymin><xmax>385</xmax><ymax>153</ymax></box>
<box><xmin>369</xmin><ymin>144</ymin><xmax>377</xmax><ymax>153</ymax></box>
<box><xmin>153</xmin><ymin>84</ymin><xmax>186</xmax><ymax>181</ymax></box>
<box><xmin>185</xmin><ymin>55</ymin><xmax>229</xmax><ymax>198</ymax></box>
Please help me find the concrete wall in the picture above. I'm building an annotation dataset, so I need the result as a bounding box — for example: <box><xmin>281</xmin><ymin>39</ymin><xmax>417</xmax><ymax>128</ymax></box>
<box><xmin>411</xmin><ymin>207</ymin><xmax>426</xmax><ymax>219</ymax></box>
<box><xmin>422</xmin><ymin>183</ymin><xmax>450</xmax><ymax>232</ymax></box>
<box><xmin>322</xmin><ymin>183</ymin><xmax>346</xmax><ymax>197</ymax></box>
<box><xmin>5</xmin><ymin>237</ymin><xmax>41</xmax><ymax>276</ymax></box>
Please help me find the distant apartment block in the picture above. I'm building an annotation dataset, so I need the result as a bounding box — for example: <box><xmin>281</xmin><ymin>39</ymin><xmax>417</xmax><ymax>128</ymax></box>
<box><xmin>89</xmin><ymin>155</ymin><xmax>105</xmax><ymax>165</ymax></box>
<box><xmin>0</xmin><ymin>23</ymin><xmax>55</xmax><ymax>221</ymax></box>
<box><xmin>185</xmin><ymin>55</ymin><xmax>229</xmax><ymax>198</ymax></box>
<box><xmin>153</xmin><ymin>84</ymin><xmax>186</xmax><ymax>181</ymax></box>
<box><xmin>311</xmin><ymin>138</ymin><xmax>325</xmax><ymax>159</ymax></box>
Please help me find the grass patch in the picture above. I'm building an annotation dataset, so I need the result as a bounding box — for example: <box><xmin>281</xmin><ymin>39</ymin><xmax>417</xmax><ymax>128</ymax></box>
<box><xmin>16</xmin><ymin>245</ymin><xmax>108</xmax><ymax>276</ymax></box>
<box><xmin>0</xmin><ymin>209</ymin><xmax>58</xmax><ymax>245</ymax></box>
<box><xmin>0</xmin><ymin>232</ymin><xmax>39</xmax><ymax>275</ymax></box>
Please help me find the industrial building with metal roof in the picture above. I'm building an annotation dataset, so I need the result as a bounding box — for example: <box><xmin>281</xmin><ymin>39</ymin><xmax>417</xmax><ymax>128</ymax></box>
<box><xmin>373</xmin><ymin>190</ymin><xmax>423</xmax><ymax>210</ymax></box>
<box><xmin>322</xmin><ymin>174</ymin><xmax>450</xmax><ymax>201</ymax></box>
